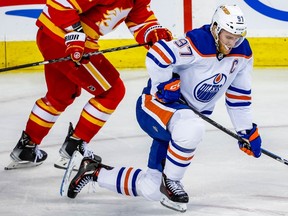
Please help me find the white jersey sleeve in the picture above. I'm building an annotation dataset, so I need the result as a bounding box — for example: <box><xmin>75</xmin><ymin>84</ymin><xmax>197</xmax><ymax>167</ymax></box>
<box><xmin>225</xmin><ymin>57</ymin><xmax>254</xmax><ymax>132</ymax></box>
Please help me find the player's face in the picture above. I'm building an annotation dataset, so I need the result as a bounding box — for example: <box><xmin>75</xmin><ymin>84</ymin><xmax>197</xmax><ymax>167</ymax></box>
<box><xmin>218</xmin><ymin>30</ymin><xmax>241</xmax><ymax>55</ymax></box>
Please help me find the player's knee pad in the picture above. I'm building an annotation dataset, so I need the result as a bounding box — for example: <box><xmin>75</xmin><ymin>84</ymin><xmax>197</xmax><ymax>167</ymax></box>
<box><xmin>137</xmin><ymin>168</ymin><xmax>162</xmax><ymax>201</ymax></box>
<box><xmin>168</xmin><ymin>109</ymin><xmax>205</xmax><ymax>149</ymax></box>
<box><xmin>97</xmin><ymin>77</ymin><xmax>125</xmax><ymax>109</ymax></box>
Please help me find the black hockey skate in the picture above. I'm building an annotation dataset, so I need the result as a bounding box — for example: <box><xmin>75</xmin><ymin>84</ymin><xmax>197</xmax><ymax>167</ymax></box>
<box><xmin>67</xmin><ymin>156</ymin><xmax>113</xmax><ymax>198</ymax></box>
<box><xmin>160</xmin><ymin>173</ymin><xmax>189</xmax><ymax>212</ymax></box>
<box><xmin>5</xmin><ymin>131</ymin><xmax>48</xmax><ymax>170</ymax></box>
<box><xmin>54</xmin><ymin>122</ymin><xmax>96</xmax><ymax>170</ymax></box>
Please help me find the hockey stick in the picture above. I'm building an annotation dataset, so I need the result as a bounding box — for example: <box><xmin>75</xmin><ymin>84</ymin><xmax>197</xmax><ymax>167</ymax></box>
<box><xmin>0</xmin><ymin>42</ymin><xmax>149</xmax><ymax>73</ymax></box>
<box><xmin>180</xmin><ymin>99</ymin><xmax>288</xmax><ymax>166</ymax></box>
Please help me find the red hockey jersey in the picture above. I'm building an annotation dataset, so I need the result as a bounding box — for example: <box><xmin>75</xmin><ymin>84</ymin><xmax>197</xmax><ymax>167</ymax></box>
<box><xmin>36</xmin><ymin>0</ymin><xmax>160</xmax><ymax>50</ymax></box>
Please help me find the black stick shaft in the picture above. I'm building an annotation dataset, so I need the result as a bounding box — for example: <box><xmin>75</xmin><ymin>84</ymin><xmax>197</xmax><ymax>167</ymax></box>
<box><xmin>0</xmin><ymin>43</ymin><xmax>148</xmax><ymax>73</ymax></box>
<box><xmin>184</xmin><ymin>100</ymin><xmax>288</xmax><ymax>166</ymax></box>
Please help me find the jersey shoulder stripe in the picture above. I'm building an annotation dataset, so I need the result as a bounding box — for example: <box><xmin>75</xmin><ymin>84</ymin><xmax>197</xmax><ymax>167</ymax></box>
<box><xmin>147</xmin><ymin>39</ymin><xmax>176</xmax><ymax>68</ymax></box>
<box><xmin>185</xmin><ymin>25</ymin><xmax>217</xmax><ymax>56</ymax></box>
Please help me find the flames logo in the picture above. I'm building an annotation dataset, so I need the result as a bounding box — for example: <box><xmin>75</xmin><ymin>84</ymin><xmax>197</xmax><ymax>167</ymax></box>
<box><xmin>96</xmin><ymin>8</ymin><xmax>130</xmax><ymax>35</ymax></box>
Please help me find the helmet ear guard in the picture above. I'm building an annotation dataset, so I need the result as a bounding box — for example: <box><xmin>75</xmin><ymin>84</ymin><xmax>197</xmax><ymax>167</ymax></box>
<box><xmin>210</xmin><ymin>4</ymin><xmax>247</xmax><ymax>48</ymax></box>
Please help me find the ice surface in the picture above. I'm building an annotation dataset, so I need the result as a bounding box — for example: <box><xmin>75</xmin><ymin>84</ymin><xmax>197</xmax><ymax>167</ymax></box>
<box><xmin>0</xmin><ymin>68</ymin><xmax>288</xmax><ymax>216</ymax></box>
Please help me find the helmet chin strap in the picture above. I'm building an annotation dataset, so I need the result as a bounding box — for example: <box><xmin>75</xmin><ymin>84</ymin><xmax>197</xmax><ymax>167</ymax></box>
<box><xmin>219</xmin><ymin>39</ymin><xmax>230</xmax><ymax>51</ymax></box>
<box><xmin>213</xmin><ymin>28</ymin><xmax>231</xmax><ymax>53</ymax></box>
<box><xmin>212</xmin><ymin>26</ymin><xmax>232</xmax><ymax>54</ymax></box>
<box><xmin>213</xmin><ymin>28</ymin><xmax>220</xmax><ymax>51</ymax></box>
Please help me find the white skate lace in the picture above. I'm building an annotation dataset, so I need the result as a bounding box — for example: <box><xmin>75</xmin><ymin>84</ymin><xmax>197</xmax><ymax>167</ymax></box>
<box><xmin>75</xmin><ymin>175</ymin><xmax>93</xmax><ymax>192</ymax></box>
<box><xmin>34</xmin><ymin>145</ymin><xmax>44</xmax><ymax>163</ymax></box>
<box><xmin>80</xmin><ymin>142</ymin><xmax>95</xmax><ymax>158</ymax></box>
<box><xmin>88</xmin><ymin>181</ymin><xmax>98</xmax><ymax>194</ymax></box>
<box><xmin>166</xmin><ymin>179</ymin><xmax>186</xmax><ymax>195</ymax></box>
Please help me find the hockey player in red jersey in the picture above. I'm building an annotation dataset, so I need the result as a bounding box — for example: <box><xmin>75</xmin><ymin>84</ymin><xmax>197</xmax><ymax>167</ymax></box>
<box><xmin>6</xmin><ymin>0</ymin><xmax>172</xmax><ymax>170</ymax></box>
<box><xmin>62</xmin><ymin>4</ymin><xmax>262</xmax><ymax>213</ymax></box>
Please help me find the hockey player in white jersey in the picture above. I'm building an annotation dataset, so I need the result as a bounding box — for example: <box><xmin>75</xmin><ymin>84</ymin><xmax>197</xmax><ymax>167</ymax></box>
<box><xmin>62</xmin><ymin>4</ymin><xmax>262</xmax><ymax>213</ymax></box>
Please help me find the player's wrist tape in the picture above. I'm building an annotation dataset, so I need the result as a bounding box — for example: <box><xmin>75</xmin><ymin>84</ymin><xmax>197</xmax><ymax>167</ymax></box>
<box><xmin>65</xmin><ymin>32</ymin><xmax>86</xmax><ymax>44</ymax></box>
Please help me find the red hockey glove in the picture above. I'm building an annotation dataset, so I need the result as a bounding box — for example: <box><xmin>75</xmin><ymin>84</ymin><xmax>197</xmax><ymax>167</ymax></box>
<box><xmin>145</xmin><ymin>25</ymin><xmax>173</xmax><ymax>46</ymax></box>
<box><xmin>64</xmin><ymin>32</ymin><xmax>86</xmax><ymax>62</ymax></box>
<box><xmin>237</xmin><ymin>123</ymin><xmax>262</xmax><ymax>158</ymax></box>
<box><xmin>155</xmin><ymin>77</ymin><xmax>181</xmax><ymax>103</ymax></box>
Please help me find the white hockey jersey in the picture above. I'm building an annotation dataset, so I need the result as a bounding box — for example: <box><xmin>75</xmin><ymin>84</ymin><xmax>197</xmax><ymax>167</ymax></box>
<box><xmin>145</xmin><ymin>24</ymin><xmax>254</xmax><ymax>132</ymax></box>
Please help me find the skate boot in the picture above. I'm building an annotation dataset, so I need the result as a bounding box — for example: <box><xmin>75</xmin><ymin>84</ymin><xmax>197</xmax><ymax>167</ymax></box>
<box><xmin>68</xmin><ymin>156</ymin><xmax>113</xmax><ymax>198</ymax></box>
<box><xmin>54</xmin><ymin>122</ymin><xmax>96</xmax><ymax>170</ymax></box>
<box><xmin>5</xmin><ymin>131</ymin><xmax>48</xmax><ymax>170</ymax></box>
<box><xmin>160</xmin><ymin>173</ymin><xmax>189</xmax><ymax>213</ymax></box>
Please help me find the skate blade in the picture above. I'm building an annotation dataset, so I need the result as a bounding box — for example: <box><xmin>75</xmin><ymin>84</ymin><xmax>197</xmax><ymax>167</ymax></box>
<box><xmin>54</xmin><ymin>155</ymin><xmax>79</xmax><ymax>171</ymax></box>
<box><xmin>5</xmin><ymin>160</ymin><xmax>43</xmax><ymax>170</ymax></box>
<box><xmin>160</xmin><ymin>196</ymin><xmax>187</xmax><ymax>213</ymax></box>
<box><xmin>60</xmin><ymin>151</ymin><xmax>83</xmax><ymax>196</ymax></box>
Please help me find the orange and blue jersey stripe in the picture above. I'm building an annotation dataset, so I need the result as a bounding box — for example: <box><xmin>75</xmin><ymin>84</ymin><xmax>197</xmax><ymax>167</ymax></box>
<box><xmin>141</xmin><ymin>94</ymin><xmax>175</xmax><ymax>129</ymax></box>
<box><xmin>226</xmin><ymin>85</ymin><xmax>251</xmax><ymax>107</ymax></box>
<box><xmin>116</xmin><ymin>167</ymin><xmax>142</xmax><ymax>196</ymax></box>
<box><xmin>167</xmin><ymin>140</ymin><xmax>195</xmax><ymax>167</ymax></box>
<box><xmin>147</xmin><ymin>40</ymin><xmax>176</xmax><ymax>68</ymax></box>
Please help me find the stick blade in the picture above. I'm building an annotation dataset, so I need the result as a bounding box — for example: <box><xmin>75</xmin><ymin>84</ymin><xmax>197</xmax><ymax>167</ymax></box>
<box><xmin>60</xmin><ymin>151</ymin><xmax>83</xmax><ymax>196</ymax></box>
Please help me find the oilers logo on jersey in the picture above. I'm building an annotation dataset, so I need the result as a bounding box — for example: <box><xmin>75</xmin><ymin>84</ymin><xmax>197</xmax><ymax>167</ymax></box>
<box><xmin>194</xmin><ymin>73</ymin><xmax>227</xmax><ymax>102</ymax></box>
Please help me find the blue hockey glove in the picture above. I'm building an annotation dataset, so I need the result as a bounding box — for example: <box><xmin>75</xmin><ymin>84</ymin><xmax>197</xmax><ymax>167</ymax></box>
<box><xmin>155</xmin><ymin>78</ymin><xmax>181</xmax><ymax>103</ymax></box>
<box><xmin>237</xmin><ymin>123</ymin><xmax>262</xmax><ymax>158</ymax></box>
